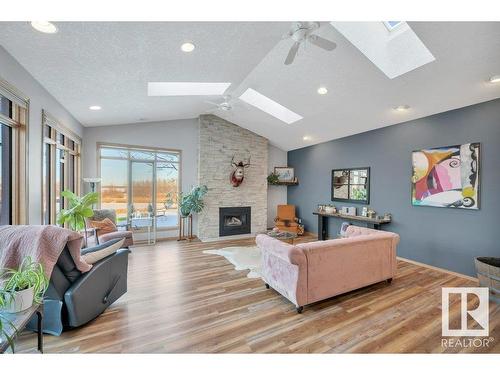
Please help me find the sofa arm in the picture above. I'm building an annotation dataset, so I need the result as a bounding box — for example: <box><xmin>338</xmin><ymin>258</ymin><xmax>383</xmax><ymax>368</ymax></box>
<box><xmin>256</xmin><ymin>234</ymin><xmax>305</xmax><ymax>265</ymax></box>
<box><xmin>256</xmin><ymin>234</ymin><xmax>307</xmax><ymax>307</ymax></box>
<box><xmin>64</xmin><ymin>248</ymin><xmax>130</xmax><ymax>328</ymax></box>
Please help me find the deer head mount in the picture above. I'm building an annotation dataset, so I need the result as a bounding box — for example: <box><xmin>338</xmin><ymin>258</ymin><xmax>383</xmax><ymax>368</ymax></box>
<box><xmin>230</xmin><ymin>155</ymin><xmax>251</xmax><ymax>187</ymax></box>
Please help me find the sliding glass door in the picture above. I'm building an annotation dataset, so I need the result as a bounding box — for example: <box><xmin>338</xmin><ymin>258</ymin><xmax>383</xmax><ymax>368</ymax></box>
<box><xmin>99</xmin><ymin>144</ymin><xmax>180</xmax><ymax>243</ymax></box>
<box><xmin>131</xmin><ymin>161</ymin><xmax>156</xmax><ymax>242</ymax></box>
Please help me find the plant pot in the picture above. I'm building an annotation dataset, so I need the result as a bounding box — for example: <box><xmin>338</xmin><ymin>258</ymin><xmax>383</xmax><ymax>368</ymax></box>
<box><xmin>475</xmin><ymin>257</ymin><xmax>500</xmax><ymax>304</ymax></box>
<box><xmin>1</xmin><ymin>286</ymin><xmax>35</xmax><ymax>313</ymax></box>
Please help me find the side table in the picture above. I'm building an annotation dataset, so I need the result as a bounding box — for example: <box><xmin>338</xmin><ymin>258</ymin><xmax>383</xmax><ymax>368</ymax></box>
<box><xmin>0</xmin><ymin>303</ymin><xmax>43</xmax><ymax>354</ymax></box>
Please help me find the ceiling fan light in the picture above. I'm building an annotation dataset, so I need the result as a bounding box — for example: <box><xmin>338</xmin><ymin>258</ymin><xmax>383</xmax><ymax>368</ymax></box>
<box><xmin>489</xmin><ymin>75</ymin><xmax>500</xmax><ymax>84</ymax></box>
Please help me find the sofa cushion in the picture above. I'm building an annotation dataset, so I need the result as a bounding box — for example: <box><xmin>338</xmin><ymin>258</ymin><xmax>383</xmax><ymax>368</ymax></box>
<box><xmin>81</xmin><ymin>238</ymin><xmax>124</xmax><ymax>264</ymax></box>
<box><xmin>100</xmin><ymin>230</ymin><xmax>134</xmax><ymax>247</ymax></box>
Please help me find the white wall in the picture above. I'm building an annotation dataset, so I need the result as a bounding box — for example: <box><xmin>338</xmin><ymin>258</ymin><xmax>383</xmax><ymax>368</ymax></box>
<box><xmin>0</xmin><ymin>46</ymin><xmax>83</xmax><ymax>224</ymax></box>
<box><xmin>82</xmin><ymin>118</ymin><xmax>199</xmax><ymax>238</ymax></box>
<box><xmin>267</xmin><ymin>144</ymin><xmax>288</xmax><ymax>228</ymax></box>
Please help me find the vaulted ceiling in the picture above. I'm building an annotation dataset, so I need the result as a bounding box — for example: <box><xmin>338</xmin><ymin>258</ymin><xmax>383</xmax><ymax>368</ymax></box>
<box><xmin>0</xmin><ymin>21</ymin><xmax>499</xmax><ymax>150</ymax></box>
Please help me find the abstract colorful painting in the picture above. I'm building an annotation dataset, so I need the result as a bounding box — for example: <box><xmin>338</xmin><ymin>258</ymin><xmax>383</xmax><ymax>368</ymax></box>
<box><xmin>411</xmin><ymin>143</ymin><xmax>480</xmax><ymax>209</ymax></box>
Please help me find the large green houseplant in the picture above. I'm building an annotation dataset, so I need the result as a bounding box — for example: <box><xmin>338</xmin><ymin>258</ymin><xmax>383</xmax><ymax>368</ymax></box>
<box><xmin>178</xmin><ymin>185</ymin><xmax>208</xmax><ymax>217</ymax></box>
<box><xmin>56</xmin><ymin>190</ymin><xmax>98</xmax><ymax>231</ymax></box>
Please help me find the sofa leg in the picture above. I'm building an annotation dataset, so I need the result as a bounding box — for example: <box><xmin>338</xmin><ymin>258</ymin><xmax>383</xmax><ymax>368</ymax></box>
<box><xmin>296</xmin><ymin>306</ymin><xmax>303</xmax><ymax>314</ymax></box>
<box><xmin>265</xmin><ymin>283</ymin><xmax>270</xmax><ymax>289</ymax></box>
<box><xmin>387</xmin><ymin>278</ymin><xmax>393</xmax><ymax>284</ymax></box>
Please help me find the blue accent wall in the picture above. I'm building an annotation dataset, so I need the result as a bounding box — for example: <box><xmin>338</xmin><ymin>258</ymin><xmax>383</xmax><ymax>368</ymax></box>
<box><xmin>287</xmin><ymin>99</ymin><xmax>500</xmax><ymax>276</ymax></box>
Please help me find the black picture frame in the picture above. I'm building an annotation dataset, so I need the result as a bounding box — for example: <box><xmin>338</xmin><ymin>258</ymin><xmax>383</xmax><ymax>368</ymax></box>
<box><xmin>331</xmin><ymin>167</ymin><xmax>370</xmax><ymax>204</ymax></box>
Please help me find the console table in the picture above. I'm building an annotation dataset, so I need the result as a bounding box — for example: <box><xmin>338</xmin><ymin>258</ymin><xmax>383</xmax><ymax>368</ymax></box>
<box><xmin>313</xmin><ymin>211</ymin><xmax>391</xmax><ymax>240</ymax></box>
<box><xmin>0</xmin><ymin>303</ymin><xmax>43</xmax><ymax>354</ymax></box>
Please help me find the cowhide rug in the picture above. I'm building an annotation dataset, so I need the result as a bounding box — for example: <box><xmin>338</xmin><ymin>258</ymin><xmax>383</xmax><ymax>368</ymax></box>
<box><xmin>203</xmin><ymin>246</ymin><xmax>262</xmax><ymax>279</ymax></box>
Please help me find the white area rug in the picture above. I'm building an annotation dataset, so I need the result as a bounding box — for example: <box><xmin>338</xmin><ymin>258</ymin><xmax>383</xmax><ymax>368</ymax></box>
<box><xmin>203</xmin><ymin>246</ymin><xmax>262</xmax><ymax>278</ymax></box>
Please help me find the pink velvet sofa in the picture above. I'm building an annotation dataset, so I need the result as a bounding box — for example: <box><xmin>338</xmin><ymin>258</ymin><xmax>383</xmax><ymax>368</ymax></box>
<box><xmin>256</xmin><ymin>225</ymin><xmax>400</xmax><ymax>313</ymax></box>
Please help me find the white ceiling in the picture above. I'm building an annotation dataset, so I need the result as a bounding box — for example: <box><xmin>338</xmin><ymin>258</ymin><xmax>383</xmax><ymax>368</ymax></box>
<box><xmin>0</xmin><ymin>21</ymin><xmax>499</xmax><ymax>151</ymax></box>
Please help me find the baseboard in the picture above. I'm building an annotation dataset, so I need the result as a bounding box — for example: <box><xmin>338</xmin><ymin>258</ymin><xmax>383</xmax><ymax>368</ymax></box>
<box><xmin>397</xmin><ymin>256</ymin><xmax>478</xmax><ymax>282</ymax></box>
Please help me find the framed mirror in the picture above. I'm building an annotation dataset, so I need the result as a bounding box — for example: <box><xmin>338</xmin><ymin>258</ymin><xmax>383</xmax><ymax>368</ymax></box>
<box><xmin>331</xmin><ymin>167</ymin><xmax>370</xmax><ymax>204</ymax></box>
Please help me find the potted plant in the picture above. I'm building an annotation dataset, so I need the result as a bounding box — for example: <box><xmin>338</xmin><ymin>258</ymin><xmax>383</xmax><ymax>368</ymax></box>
<box><xmin>178</xmin><ymin>185</ymin><xmax>208</xmax><ymax>217</ymax></box>
<box><xmin>0</xmin><ymin>257</ymin><xmax>48</xmax><ymax>314</ymax></box>
<box><xmin>267</xmin><ymin>172</ymin><xmax>280</xmax><ymax>185</ymax></box>
<box><xmin>57</xmin><ymin>190</ymin><xmax>99</xmax><ymax>231</ymax></box>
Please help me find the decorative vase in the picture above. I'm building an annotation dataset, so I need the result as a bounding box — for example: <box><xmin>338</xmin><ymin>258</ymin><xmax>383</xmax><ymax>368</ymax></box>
<box><xmin>325</xmin><ymin>206</ymin><xmax>335</xmax><ymax>214</ymax></box>
<box><xmin>1</xmin><ymin>286</ymin><xmax>35</xmax><ymax>313</ymax></box>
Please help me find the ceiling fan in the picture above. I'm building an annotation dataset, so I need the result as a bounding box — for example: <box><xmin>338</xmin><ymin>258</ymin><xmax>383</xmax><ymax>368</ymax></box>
<box><xmin>205</xmin><ymin>94</ymin><xmax>237</xmax><ymax>112</ymax></box>
<box><xmin>283</xmin><ymin>22</ymin><xmax>337</xmax><ymax>65</ymax></box>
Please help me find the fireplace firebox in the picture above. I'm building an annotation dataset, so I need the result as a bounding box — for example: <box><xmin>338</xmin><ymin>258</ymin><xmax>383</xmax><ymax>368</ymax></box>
<box><xmin>219</xmin><ymin>206</ymin><xmax>251</xmax><ymax>237</ymax></box>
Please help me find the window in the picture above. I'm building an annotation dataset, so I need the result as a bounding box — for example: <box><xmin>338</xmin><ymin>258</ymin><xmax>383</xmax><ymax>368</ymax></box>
<box><xmin>0</xmin><ymin>123</ymin><xmax>12</xmax><ymax>225</ymax></box>
<box><xmin>0</xmin><ymin>79</ymin><xmax>28</xmax><ymax>225</ymax></box>
<box><xmin>98</xmin><ymin>144</ymin><xmax>180</xmax><ymax>233</ymax></box>
<box><xmin>331</xmin><ymin>167</ymin><xmax>370</xmax><ymax>204</ymax></box>
<box><xmin>42</xmin><ymin>111</ymin><xmax>81</xmax><ymax>224</ymax></box>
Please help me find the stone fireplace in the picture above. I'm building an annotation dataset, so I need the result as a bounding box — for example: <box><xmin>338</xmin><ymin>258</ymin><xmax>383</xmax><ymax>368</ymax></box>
<box><xmin>197</xmin><ymin>115</ymin><xmax>268</xmax><ymax>241</ymax></box>
<box><xmin>219</xmin><ymin>206</ymin><xmax>251</xmax><ymax>237</ymax></box>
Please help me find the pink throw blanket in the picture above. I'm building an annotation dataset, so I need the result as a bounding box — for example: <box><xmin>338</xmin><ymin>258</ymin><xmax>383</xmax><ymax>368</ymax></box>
<box><xmin>0</xmin><ymin>225</ymin><xmax>92</xmax><ymax>278</ymax></box>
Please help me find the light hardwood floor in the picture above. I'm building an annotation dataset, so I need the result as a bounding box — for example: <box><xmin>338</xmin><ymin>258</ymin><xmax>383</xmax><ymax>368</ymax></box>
<box><xmin>16</xmin><ymin>234</ymin><xmax>499</xmax><ymax>353</ymax></box>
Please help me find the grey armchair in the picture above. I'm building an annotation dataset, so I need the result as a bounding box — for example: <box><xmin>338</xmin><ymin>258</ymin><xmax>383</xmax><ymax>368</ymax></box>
<box><xmin>28</xmin><ymin>239</ymin><xmax>130</xmax><ymax>335</ymax></box>
<box><xmin>87</xmin><ymin>209</ymin><xmax>134</xmax><ymax>247</ymax></box>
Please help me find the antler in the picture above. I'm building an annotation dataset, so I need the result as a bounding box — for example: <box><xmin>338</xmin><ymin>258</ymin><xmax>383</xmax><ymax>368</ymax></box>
<box><xmin>242</xmin><ymin>156</ymin><xmax>251</xmax><ymax>167</ymax></box>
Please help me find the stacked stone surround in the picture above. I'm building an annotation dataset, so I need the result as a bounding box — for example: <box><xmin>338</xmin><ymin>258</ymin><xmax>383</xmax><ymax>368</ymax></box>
<box><xmin>198</xmin><ymin>115</ymin><xmax>268</xmax><ymax>240</ymax></box>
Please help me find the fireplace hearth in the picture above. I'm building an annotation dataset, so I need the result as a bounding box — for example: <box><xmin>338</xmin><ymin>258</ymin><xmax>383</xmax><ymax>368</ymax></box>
<box><xmin>219</xmin><ymin>206</ymin><xmax>251</xmax><ymax>237</ymax></box>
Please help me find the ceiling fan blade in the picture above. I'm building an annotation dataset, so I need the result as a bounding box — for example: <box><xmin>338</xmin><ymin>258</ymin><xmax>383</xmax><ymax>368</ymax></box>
<box><xmin>308</xmin><ymin>34</ymin><xmax>337</xmax><ymax>51</ymax></box>
<box><xmin>285</xmin><ymin>41</ymin><xmax>300</xmax><ymax>65</ymax></box>
<box><xmin>204</xmin><ymin>100</ymin><xmax>220</xmax><ymax>106</ymax></box>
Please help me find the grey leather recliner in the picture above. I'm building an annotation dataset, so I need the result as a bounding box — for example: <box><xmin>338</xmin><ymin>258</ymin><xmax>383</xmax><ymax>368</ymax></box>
<box><xmin>29</xmin><ymin>240</ymin><xmax>130</xmax><ymax>335</ymax></box>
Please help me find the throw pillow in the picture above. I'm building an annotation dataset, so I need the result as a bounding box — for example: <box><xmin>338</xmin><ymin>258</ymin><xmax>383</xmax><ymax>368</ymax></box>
<box><xmin>88</xmin><ymin>217</ymin><xmax>117</xmax><ymax>236</ymax></box>
<box><xmin>81</xmin><ymin>238</ymin><xmax>125</xmax><ymax>264</ymax></box>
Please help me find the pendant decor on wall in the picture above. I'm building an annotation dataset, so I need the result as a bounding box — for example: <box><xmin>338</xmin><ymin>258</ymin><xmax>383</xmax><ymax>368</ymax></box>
<box><xmin>411</xmin><ymin>143</ymin><xmax>480</xmax><ymax>209</ymax></box>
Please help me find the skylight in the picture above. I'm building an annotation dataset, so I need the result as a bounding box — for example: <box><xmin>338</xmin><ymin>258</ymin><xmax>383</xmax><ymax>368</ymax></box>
<box><xmin>239</xmin><ymin>88</ymin><xmax>303</xmax><ymax>125</ymax></box>
<box><xmin>383</xmin><ymin>21</ymin><xmax>403</xmax><ymax>31</ymax></box>
<box><xmin>331</xmin><ymin>22</ymin><xmax>435</xmax><ymax>79</ymax></box>
<box><xmin>147</xmin><ymin>82</ymin><xmax>231</xmax><ymax>96</ymax></box>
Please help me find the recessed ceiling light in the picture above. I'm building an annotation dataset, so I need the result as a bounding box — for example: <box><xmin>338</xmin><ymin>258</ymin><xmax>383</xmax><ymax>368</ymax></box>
<box><xmin>30</xmin><ymin>21</ymin><xmax>58</xmax><ymax>34</ymax></box>
<box><xmin>239</xmin><ymin>88</ymin><xmax>303</xmax><ymax>125</ymax></box>
<box><xmin>303</xmin><ymin>136</ymin><xmax>311</xmax><ymax>141</ymax></box>
<box><xmin>148</xmin><ymin>82</ymin><xmax>231</xmax><ymax>96</ymax></box>
<box><xmin>317</xmin><ymin>87</ymin><xmax>328</xmax><ymax>95</ymax></box>
<box><xmin>181</xmin><ymin>42</ymin><xmax>195</xmax><ymax>52</ymax></box>
<box><xmin>89</xmin><ymin>105</ymin><xmax>101</xmax><ymax>111</ymax></box>
<box><xmin>394</xmin><ymin>105</ymin><xmax>410</xmax><ymax>112</ymax></box>
<box><xmin>489</xmin><ymin>75</ymin><xmax>500</xmax><ymax>84</ymax></box>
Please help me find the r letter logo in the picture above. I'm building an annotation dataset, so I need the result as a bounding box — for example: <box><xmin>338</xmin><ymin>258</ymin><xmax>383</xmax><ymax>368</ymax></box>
<box><xmin>442</xmin><ymin>287</ymin><xmax>489</xmax><ymax>337</ymax></box>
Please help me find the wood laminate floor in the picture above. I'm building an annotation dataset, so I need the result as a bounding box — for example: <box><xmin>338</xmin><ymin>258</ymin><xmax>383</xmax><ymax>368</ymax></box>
<box><xmin>15</xmin><ymin>234</ymin><xmax>500</xmax><ymax>353</ymax></box>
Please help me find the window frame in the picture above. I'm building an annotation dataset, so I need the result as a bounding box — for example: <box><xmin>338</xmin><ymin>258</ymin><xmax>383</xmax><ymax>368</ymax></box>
<box><xmin>41</xmin><ymin>110</ymin><xmax>82</xmax><ymax>224</ymax></box>
<box><xmin>0</xmin><ymin>77</ymin><xmax>29</xmax><ymax>225</ymax></box>
<box><xmin>97</xmin><ymin>142</ymin><xmax>182</xmax><ymax>233</ymax></box>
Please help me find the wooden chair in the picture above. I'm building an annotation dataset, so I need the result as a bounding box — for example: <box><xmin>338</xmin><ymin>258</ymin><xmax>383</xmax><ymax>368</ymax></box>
<box><xmin>274</xmin><ymin>205</ymin><xmax>304</xmax><ymax>235</ymax></box>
